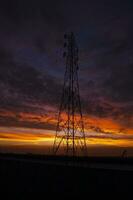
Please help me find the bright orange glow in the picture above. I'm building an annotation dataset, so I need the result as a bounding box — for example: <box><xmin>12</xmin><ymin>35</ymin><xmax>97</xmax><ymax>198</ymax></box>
<box><xmin>0</xmin><ymin>110</ymin><xmax>132</xmax><ymax>153</ymax></box>
<box><xmin>0</xmin><ymin>126</ymin><xmax>132</xmax><ymax>148</ymax></box>
<box><xmin>0</xmin><ymin>109</ymin><xmax>132</xmax><ymax>134</ymax></box>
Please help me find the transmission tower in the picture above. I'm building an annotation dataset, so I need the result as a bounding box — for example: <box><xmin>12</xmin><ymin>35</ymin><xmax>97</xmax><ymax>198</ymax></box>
<box><xmin>53</xmin><ymin>32</ymin><xmax>87</xmax><ymax>156</ymax></box>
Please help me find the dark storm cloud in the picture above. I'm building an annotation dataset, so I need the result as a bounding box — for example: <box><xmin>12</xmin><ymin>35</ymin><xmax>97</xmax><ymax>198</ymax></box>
<box><xmin>0</xmin><ymin>47</ymin><xmax>61</xmax><ymax>112</ymax></box>
<box><xmin>78</xmin><ymin>2</ymin><xmax>133</xmax><ymax>126</ymax></box>
<box><xmin>0</xmin><ymin>0</ymin><xmax>132</xmax><ymax>131</ymax></box>
<box><xmin>81</xmin><ymin>62</ymin><xmax>133</xmax><ymax>125</ymax></box>
<box><xmin>102</xmin><ymin>65</ymin><xmax>133</xmax><ymax>102</ymax></box>
<box><xmin>0</xmin><ymin>114</ymin><xmax>56</xmax><ymax>130</ymax></box>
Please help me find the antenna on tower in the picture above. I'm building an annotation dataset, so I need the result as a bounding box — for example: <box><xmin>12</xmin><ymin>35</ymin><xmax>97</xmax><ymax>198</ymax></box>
<box><xmin>53</xmin><ymin>32</ymin><xmax>87</xmax><ymax>156</ymax></box>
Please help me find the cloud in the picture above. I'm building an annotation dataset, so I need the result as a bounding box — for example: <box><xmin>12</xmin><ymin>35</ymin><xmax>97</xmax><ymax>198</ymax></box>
<box><xmin>0</xmin><ymin>0</ymin><xmax>132</xmax><ymax>138</ymax></box>
<box><xmin>102</xmin><ymin>64</ymin><xmax>133</xmax><ymax>102</ymax></box>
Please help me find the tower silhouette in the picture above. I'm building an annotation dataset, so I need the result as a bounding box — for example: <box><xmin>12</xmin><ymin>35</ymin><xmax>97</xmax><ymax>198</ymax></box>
<box><xmin>53</xmin><ymin>32</ymin><xmax>87</xmax><ymax>156</ymax></box>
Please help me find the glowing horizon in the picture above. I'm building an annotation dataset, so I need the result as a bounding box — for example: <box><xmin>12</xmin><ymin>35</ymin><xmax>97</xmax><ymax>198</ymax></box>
<box><xmin>0</xmin><ymin>126</ymin><xmax>132</xmax><ymax>147</ymax></box>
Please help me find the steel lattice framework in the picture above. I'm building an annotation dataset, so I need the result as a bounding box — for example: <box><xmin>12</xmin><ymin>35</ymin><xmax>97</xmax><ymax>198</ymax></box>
<box><xmin>53</xmin><ymin>32</ymin><xmax>87</xmax><ymax>156</ymax></box>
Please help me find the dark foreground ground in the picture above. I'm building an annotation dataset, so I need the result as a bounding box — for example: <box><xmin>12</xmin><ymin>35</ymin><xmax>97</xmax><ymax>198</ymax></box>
<box><xmin>0</xmin><ymin>153</ymin><xmax>133</xmax><ymax>199</ymax></box>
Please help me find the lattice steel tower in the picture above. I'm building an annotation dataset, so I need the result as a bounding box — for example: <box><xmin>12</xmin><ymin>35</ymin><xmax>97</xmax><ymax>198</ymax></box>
<box><xmin>53</xmin><ymin>32</ymin><xmax>87</xmax><ymax>156</ymax></box>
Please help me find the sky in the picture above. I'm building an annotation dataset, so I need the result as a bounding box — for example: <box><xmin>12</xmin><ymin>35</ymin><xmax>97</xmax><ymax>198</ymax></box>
<box><xmin>0</xmin><ymin>0</ymin><xmax>133</xmax><ymax>156</ymax></box>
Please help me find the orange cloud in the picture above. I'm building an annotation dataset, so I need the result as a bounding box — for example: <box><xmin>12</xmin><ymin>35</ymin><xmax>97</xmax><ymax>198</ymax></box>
<box><xmin>0</xmin><ymin>126</ymin><xmax>132</xmax><ymax>149</ymax></box>
<box><xmin>0</xmin><ymin>109</ymin><xmax>132</xmax><ymax>150</ymax></box>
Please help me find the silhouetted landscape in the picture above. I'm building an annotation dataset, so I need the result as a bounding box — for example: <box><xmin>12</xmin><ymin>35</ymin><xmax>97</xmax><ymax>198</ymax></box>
<box><xmin>0</xmin><ymin>153</ymin><xmax>133</xmax><ymax>198</ymax></box>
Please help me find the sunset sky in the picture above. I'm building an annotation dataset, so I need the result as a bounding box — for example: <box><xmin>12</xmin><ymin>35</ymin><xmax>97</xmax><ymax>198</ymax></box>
<box><xmin>0</xmin><ymin>0</ymin><xmax>133</xmax><ymax>156</ymax></box>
